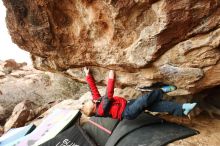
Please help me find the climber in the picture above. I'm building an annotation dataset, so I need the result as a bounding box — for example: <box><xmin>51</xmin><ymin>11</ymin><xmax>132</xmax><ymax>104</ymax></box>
<box><xmin>81</xmin><ymin>67</ymin><xmax>197</xmax><ymax>120</ymax></box>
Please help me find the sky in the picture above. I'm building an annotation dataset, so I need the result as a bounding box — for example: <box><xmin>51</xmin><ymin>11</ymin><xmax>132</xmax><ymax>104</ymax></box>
<box><xmin>0</xmin><ymin>1</ymin><xmax>32</xmax><ymax>64</ymax></box>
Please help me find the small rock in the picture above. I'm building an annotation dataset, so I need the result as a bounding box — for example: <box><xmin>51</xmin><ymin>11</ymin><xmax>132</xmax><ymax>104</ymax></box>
<box><xmin>3</xmin><ymin>59</ymin><xmax>26</xmax><ymax>70</ymax></box>
<box><xmin>2</xmin><ymin>59</ymin><xmax>27</xmax><ymax>74</ymax></box>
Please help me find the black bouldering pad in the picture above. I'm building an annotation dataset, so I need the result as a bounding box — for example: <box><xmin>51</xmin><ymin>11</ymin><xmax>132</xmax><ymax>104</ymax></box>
<box><xmin>83</xmin><ymin>117</ymin><xmax>119</xmax><ymax>146</ymax></box>
<box><xmin>106</xmin><ymin>112</ymin><xmax>163</xmax><ymax>146</ymax></box>
<box><xmin>115</xmin><ymin>122</ymin><xmax>198</xmax><ymax>146</ymax></box>
<box><xmin>106</xmin><ymin>113</ymin><xmax>198</xmax><ymax>146</ymax></box>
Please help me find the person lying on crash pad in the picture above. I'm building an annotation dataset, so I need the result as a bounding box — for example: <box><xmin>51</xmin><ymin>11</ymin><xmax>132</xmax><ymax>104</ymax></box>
<box><xmin>81</xmin><ymin>67</ymin><xmax>197</xmax><ymax>120</ymax></box>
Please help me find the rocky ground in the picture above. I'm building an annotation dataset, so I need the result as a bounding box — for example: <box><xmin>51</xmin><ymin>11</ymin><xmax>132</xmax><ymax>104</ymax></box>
<box><xmin>167</xmin><ymin>113</ymin><xmax>220</xmax><ymax>146</ymax></box>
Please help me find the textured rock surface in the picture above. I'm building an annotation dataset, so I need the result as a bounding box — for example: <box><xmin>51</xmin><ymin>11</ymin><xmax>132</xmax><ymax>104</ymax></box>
<box><xmin>0</xmin><ymin>105</ymin><xmax>5</xmax><ymax>125</ymax></box>
<box><xmin>3</xmin><ymin>100</ymin><xmax>36</xmax><ymax>132</ymax></box>
<box><xmin>3</xmin><ymin>0</ymin><xmax>220</xmax><ymax>95</ymax></box>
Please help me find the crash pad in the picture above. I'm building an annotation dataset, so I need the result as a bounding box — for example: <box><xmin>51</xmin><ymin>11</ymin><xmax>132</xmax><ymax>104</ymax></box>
<box><xmin>106</xmin><ymin>112</ymin><xmax>163</xmax><ymax>146</ymax></box>
<box><xmin>106</xmin><ymin>113</ymin><xmax>198</xmax><ymax>146</ymax></box>
<box><xmin>33</xmin><ymin>109</ymin><xmax>81</xmax><ymax>146</ymax></box>
<box><xmin>83</xmin><ymin>117</ymin><xmax>119</xmax><ymax>146</ymax></box>
<box><xmin>0</xmin><ymin>124</ymin><xmax>35</xmax><ymax>146</ymax></box>
<box><xmin>16</xmin><ymin>109</ymin><xmax>80</xmax><ymax>146</ymax></box>
<box><xmin>41</xmin><ymin>124</ymin><xmax>96</xmax><ymax>146</ymax></box>
<box><xmin>115</xmin><ymin>122</ymin><xmax>198</xmax><ymax>146</ymax></box>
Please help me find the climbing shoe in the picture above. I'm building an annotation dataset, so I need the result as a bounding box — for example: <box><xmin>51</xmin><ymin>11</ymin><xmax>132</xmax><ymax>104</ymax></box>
<box><xmin>182</xmin><ymin>103</ymin><xmax>197</xmax><ymax>116</ymax></box>
<box><xmin>160</xmin><ymin>85</ymin><xmax>177</xmax><ymax>93</ymax></box>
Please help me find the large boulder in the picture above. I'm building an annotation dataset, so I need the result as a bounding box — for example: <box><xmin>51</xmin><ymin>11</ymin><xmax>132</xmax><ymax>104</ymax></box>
<box><xmin>0</xmin><ymin>60</ymin><xmax>87</xmax><ymax>124</ymax></box>
<box><xmin>3</xmin><ymin>0</ymin><xmax>220</xmax><ymax>95</ymax></box>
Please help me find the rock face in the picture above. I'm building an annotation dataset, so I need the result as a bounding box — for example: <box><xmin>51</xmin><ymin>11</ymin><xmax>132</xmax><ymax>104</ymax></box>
<box><xmin>3</xmin><ymin>0</ymin><xmax>220</xmax><ymax>95</ymax></box>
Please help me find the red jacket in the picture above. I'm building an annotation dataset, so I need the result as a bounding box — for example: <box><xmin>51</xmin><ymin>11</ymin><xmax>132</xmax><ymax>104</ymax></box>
<box><xmin>86</xmin><ymin>74</ymin><xmax>127</xmax><ymax>120</ymax></box>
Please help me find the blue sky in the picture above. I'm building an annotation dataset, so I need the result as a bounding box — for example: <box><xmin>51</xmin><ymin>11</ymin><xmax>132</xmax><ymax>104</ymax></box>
<box><xmin>0</xmin><ymin>1</ymin><xmax>31</xmax><ymax>64</ymax></box>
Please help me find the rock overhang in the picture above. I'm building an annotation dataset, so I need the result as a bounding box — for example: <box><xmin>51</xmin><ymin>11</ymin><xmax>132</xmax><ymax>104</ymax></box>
<box><xmin>3</xmin><ymin>0</ymin><xmax>220</xmax><ymax>95</ymax></box>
